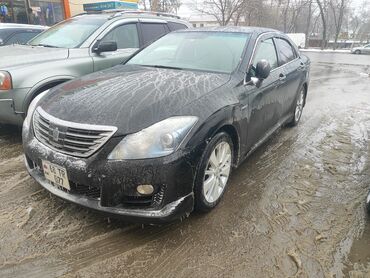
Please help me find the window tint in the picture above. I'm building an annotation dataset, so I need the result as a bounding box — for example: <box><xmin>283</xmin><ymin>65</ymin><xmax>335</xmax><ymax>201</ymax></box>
<box><xmin>252</xmin><ymin>38</ymin><xmax>278</xmax><ymax>71</ymax></box>
<box><xmin>6</xmin><ymin>32</ymin><xmax>39</xmax><ymax>45</ymax></box>
<box><xmin>0</xmin><ymin>30</ymin><xmax>13</xmax><ymax>44</ymax></box>
<box><xmin>102</xmin><ymin>24</ymin><xmax>139</xmax><ymax>49</ymax></box>
<box><xmin>167</xmin><ymin>22</ymin><xmax>188</xmax><ymax>31</ymax></box>
<box><xmin>141</xmin><ymin>23</ymin><xmax>168</xmax><ymax>45</ymax></box>
<box><xmin>276</xmin><ymin>38</ymin><xmax>296</xmax><ymax>65</ymax></box>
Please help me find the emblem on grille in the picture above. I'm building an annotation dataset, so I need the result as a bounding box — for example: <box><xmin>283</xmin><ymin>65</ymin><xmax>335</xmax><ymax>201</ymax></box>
<box><xmin>52</xmin><ymin>127</ymin><xmax>60</xmax><ymax>142</ymax></box>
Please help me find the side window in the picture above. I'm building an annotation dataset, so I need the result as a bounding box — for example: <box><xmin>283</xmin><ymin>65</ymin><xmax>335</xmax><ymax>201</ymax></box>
<box><xmin>141</xmin><ymin>23</ymin><xmax>168</xmax><ymax>45</ymax></box>
<box><xmin>275</xmin><ymin>38</ymin><xmax>296</xmax><ymax>65</ymax></box>
<box><xmin>167</xmin><ymin>22</ymin><xmax>188</xmax><ymax>31</ymax></box>
<box><xmin>6</xmin><ymin>32</ymin><xmax>38</xmax><ymax>45</ymax></box>
<box><xmin>102</xmin><ymin>24</ymin><xmax>139</xmax><ymax>49</ymax></box>
<box><xmin>252</xmin><ymin>38</ymin><xmax>278</xmax><ymax>73</ymax></box>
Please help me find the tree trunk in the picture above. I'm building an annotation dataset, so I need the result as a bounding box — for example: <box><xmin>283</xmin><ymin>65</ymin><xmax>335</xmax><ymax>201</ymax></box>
<box><xmin>316</xmin><ymin>0</ymin><xmax>327</xmax><ymax>49</ymax></box>
<box><xmin>305</xmin><ymin>0</ymin><xmax>312</xmax><ymax>48</ymax></box>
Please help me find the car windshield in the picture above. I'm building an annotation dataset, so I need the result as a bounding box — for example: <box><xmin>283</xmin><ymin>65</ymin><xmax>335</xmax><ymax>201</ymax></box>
<box><xmin>127</xmin><ymin>31</ymin><xmax>251</xmax><ymax>74</ymax></box>
<box><xmin>28</xmin><ymin>16</ymin><xmax>107</xmax><ymax>48</ymax></box>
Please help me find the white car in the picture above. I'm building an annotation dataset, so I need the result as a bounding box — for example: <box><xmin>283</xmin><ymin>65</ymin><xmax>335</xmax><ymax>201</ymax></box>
<box><xmin>351</xmin><ymin>44</ymin><xmax>370</xmax><ymax>54</ymax></box>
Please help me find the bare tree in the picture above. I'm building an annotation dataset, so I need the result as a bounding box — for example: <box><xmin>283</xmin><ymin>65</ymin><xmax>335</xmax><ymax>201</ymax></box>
<box><xmin>140</xmin><ymin>0</ymin><xmax>181</xmax><ymax>13</ymax></box>
<box><xmin>329</xmin><ymin>0</ymin><xmax>346</xmax><ymax>49</ymax></box>
<box><xmin>198</xmin><ymin>0</ymin><xmax>244</xmax><ymax>25</ymax></box>
<box><xmin>316</xmin><ymin>0</ymin><xmax>327</xmax><ymax>49</ymax></box>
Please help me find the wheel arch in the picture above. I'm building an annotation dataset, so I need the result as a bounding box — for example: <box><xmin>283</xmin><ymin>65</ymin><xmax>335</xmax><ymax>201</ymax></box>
<box><xmin>23</xmin><ymin>77</ymin><xmax>74</xmax><ymax>114</ymax></box>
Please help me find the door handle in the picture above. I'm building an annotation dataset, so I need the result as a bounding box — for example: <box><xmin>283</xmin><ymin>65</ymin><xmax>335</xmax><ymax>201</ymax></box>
<box><xmin>279</xmin><ymin>73</ymin><xmax>286</xmax><ymax>81</ymax></box>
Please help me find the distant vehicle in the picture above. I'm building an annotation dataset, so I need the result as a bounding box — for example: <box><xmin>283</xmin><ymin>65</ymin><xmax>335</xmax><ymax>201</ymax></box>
<box><xmin>351</xmin><ymin>44</ymin><xmax>370</xmax><ymax>54</ymax></box>
<box><xmin>287</xmin><ymin>33</ymin><xmax>305</xmax><ymax>49</ymax></box>
<box><xmin>0</xmin><ymin>10</ymin><xmax>190</xmax><ymax>126</ymax></box>
<box><xmin>0</xmin><ymin>23</ymin><xmax>47</xmax><ymax>46</ymax></box>
<box><xmin>23</xmin><ymin>27</ymin><xmax>310</xmax><ymax>223</ymax></box>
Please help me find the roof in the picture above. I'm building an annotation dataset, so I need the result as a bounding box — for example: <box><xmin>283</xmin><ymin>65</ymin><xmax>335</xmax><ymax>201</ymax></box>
<box><xmin>177</xmin><ymin>26</ymin><xmax>279</xmax><ymax>34</ymax></box>
<box><xmin>0</xmin><ymin>23</ymin><xmax>47</xmax><ymax>30</ymax></box>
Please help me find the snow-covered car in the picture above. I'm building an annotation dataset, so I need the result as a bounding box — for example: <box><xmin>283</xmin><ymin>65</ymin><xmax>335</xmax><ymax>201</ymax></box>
<box><xmin>351</xmin><ymin>44</ymin><xmax>370</xmax><ymax>54</ymax></box>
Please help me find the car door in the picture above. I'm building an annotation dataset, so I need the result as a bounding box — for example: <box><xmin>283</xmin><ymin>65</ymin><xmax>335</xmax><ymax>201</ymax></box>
<box><xmin>364</xmin><ymin>45</ymin><xmax>370</xmax><ymax>54</ymax></box>
<box><xmin>274</xmin><ymin>37</ymin><xmax>302</xmax><ymax>120</ymax></box>
<box><xmin>243</xmin><ymin>35</ymin><xmax>281</xmax><ymax>151</ymax></box>
<box><xmin>92</xmin><ymin>22</ymin><xmax>140</xmax><ymax>72</ymax></box>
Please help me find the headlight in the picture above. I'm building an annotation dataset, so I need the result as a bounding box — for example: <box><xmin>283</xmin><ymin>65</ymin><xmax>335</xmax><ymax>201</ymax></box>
<box><xmin>0</xmin><ymin>71</ymin><xmax>12</xmax><ymax>90</ymax></box>
<box><xmin>23</xmin><ymin>90</ymin><xmax>49</xmax><ymax>129</ymax></box>
<box><xmin>108</xmin><ymin>116</ymin><xmax>198</xmax><ymax>160</ymax></box>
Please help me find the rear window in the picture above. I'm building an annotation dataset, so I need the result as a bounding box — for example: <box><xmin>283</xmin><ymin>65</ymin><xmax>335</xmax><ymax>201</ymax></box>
<box><xmin>7</xmin><ymin>32</ymin><xmax>40</xmax><ymax>45</ymax></box>
<box><xmin>0</xmin><ymin>29</ymin><xmax>13</xmax><ymax>44</ymax></box>
<box><xmin>168</xmin><ymin>22</ymin><xmax>188</xmax><ymax>31</ymax></box>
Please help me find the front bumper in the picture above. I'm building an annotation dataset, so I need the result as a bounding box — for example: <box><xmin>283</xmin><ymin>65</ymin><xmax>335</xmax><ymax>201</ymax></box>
<box><xmin>0</xmin><ymin>88</ymin><xmax>30</xmax><ymax>125</ymax></box>
<box><xmin>23</xmin><ymin>130</ymin><xmax>202</xmax><ymax>223</ymax></box>
<box><xmin>26</xmin><ymin>160</ymin><xmax>194</xmax><ymax>223</ymax></box>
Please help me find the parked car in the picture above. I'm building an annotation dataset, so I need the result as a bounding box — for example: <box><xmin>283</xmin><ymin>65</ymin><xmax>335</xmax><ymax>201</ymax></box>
<box><xmin>23</xmin><ymin>27</ymin><xmax>310</xmax><ymax>223</ymax></box>
<box><xmin>0</xmin><ymin>23</ymin><xmax>47</xmax><ymax>46</ymax></box>
<box><xmin>351</xmin><ymin>44</ymin><xmax>370</xmax><ymax>54</ymax></box>
<box><xmin>0</xmin><ymin>11</ymin><xmax>190</xmax><ymax>126</ymax></box>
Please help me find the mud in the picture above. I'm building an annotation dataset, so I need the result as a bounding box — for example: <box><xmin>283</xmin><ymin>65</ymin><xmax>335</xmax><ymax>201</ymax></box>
<box><xmin>0</xmin><ymin>52</ymin><xmax>370</xmax><ymax>277</ymax></box>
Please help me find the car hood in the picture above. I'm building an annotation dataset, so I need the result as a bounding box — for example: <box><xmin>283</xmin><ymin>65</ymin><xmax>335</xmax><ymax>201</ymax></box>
<box><xmin>0</xmin><ymin>45</ymin><xmax>69</xmax><ymax>69</ymax></box>
<box><xmin>38</xmin><ymin>65</ymin><xmax>230</xmax><ymax>135</ymax></box>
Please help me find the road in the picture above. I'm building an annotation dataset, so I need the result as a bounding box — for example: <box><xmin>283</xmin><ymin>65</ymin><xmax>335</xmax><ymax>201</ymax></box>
<box><xmin>0</xmin><ymin>52</ymin><xmax>370</xmax><ymax>278</ymax></box>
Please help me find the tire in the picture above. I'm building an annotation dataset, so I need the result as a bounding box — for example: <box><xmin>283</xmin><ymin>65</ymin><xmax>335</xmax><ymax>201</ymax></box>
<box><xmin>288</xmin><ymin>86</ymin><xmax>306</xmax><ymax>127</ymax></box>
<box><xmin>194</xmin><ymin>132</ymin><xmax>234</xmax><ymax>212</ymax></box>
<box><xmin>355</xmin><ymin>50</ymin><xmax>361</xmax><ymax>54</ymax></box>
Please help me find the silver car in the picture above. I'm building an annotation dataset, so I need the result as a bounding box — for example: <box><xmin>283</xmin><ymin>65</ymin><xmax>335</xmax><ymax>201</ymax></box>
<box><xmin>0</xmin><ymin>11</ymin><xmax>190</xmax><ymax>125</ymax></box>
<box><xmin>351</xmin><ymin>44</ymin><xmax>370</xmax><ymax>54</ymax></box>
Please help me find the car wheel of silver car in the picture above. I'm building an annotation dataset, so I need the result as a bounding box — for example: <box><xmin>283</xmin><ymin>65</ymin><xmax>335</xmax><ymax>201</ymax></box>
<box><xmin>194</xmin><ymin>132</ymin><xmax>233</xmax><ymax>212</ymax></box>
<box><xmin>288</xmin><ymin>87</ymin><xmax>305</xmax><ymax>127</ymax></box>
<box><xmin>355</xmin><ymin>50</ymin><xmax>361</xmax><ymax>54</ymax></box>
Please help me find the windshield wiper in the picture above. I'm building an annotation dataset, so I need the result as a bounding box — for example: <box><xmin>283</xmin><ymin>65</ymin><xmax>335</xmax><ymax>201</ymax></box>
<box><xmin>142</xmin><ymin>65</ymin><xmax>184</xmax><ymax>70</ymax></box>
<box><xmin>34</xmin><ymin>43</ymin><xmax>59</xmax><ymax>48</ymax></box>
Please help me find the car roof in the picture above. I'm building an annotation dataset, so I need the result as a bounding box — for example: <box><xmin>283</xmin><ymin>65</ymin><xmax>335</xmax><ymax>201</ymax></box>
<box><xmin>74</xmin><ymin>10</ymin><xmax>189</xmax><ymax>25</ymax></box>
<box><xmin>0</xmin><ymin>23</ymin><xmax>47</xmax><ymax>30</ymax></box>
<box><xmin>175</xmin><ymin>26</ymin><xmax>280</xmax><ymax>35</ymax></box>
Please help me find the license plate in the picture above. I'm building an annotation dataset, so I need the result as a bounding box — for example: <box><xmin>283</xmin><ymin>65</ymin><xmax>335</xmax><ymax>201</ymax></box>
<box><xmin>42</xmin><ymin>160</ymin><xmax>70</xmax><ymax>190</ymax></box>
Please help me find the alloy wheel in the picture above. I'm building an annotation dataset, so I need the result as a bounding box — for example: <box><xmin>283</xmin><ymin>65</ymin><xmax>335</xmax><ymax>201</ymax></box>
<box><xmin>295</xmin><ymin>89</ymin><xmax>305</xmax><ymax>122</ymax></box>
<box><xmin>203</xmin><ymin>141</ymin><xmax>232</xmax><ymax>203</ymax></box>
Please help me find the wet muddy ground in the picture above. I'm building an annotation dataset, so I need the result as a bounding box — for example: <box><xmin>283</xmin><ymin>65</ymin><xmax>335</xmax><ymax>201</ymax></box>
<box><xmin>0</xmin><ymin>52</ymin><xmax>370</xmax><ymax>277</ymax></box>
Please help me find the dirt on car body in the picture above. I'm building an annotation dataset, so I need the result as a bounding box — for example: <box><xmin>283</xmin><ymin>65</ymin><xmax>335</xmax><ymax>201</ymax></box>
<box><xmin>0</xmin><ymin>52</ymin><xmax>370</xmax><ymax>278</ymax></box>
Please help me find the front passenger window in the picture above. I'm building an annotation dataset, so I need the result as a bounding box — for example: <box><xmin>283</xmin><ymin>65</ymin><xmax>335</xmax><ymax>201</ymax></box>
<box><xmin>251</xmin><ymin>38</ymin><xmax>278</xmax><ymax>76</ymax></box>
<box><xmin>102</xmin><ymin>24</ymin><xmax>139</xmax><ymax>49</ymax></box>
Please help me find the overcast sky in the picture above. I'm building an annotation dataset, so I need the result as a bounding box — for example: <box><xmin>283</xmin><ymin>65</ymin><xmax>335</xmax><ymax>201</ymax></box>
<box><xmin>177</xmin><ymin>0</ymin><xmax>369</xmax><ymax>20</ymax></box>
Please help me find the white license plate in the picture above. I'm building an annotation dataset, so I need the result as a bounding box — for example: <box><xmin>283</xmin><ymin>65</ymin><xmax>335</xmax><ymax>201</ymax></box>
<box><xmin>42</xmin><ymin>160</ymin><xmax>70</xmax><ymax>190</ymax></box>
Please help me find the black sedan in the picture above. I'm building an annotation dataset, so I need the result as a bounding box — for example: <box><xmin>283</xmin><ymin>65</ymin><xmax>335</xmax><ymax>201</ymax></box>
<box><xmin>23</xmin><ymin>27</ymin><xmax>310</xmax><ymax>223</ymax></box>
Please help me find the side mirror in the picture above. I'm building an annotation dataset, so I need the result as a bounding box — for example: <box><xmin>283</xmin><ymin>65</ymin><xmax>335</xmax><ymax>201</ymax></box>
<box><xmin>92</xmin><ymin>41</ymin><xmax>117</xmax><ymax>54</ymax></box>
<box><xmin>255</xmin><ymin>59</ymin><xmax>271</xmax><ymax>80</ymax></box>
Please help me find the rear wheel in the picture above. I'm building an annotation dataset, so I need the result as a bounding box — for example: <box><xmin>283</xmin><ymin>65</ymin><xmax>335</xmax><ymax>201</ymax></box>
<box><xmin>288</xmin><ymin>87</ymin><xmax>305</xmax><ymax>127</ymax></box>
<box><xmin>194</xmin><ymin>132</ymin><xmax>233</xmax><ymax>212</ymax></box>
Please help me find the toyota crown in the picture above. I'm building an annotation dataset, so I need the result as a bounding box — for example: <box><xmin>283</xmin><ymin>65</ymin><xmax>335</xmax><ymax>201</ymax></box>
<box><xmin>23</xmin><ymin>27</ymin><xmax>310</xmax><ymax>223</ymax></box>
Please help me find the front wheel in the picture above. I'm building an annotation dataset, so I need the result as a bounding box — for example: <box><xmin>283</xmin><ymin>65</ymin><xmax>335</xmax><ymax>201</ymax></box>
<box><xmin>288</xmin><ymin>87</ymin><xmax>305</xmax><ymax>127</ymax></box>
<box><xmin>355</xmin><ymin>50</ymin><xmax>361</xmax><ymax>54</ymax></box>
<box><xmin>194</xmin><ymin>132</ymin><xmax>233</xmax><ymax>212</ymax></box>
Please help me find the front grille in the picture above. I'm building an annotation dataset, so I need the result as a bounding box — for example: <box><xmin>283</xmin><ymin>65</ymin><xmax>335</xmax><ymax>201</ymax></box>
<box><xmin>32</xmin><ymin>107</ymin><xmax>117</xmax><ymax>158</ymax></box>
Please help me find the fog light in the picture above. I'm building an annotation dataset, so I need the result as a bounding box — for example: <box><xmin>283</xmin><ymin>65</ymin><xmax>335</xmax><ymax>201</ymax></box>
<box><xmin>137</xmin><ymin>184</ymin><xmax>154</xmax><ymax>195</ymax></box>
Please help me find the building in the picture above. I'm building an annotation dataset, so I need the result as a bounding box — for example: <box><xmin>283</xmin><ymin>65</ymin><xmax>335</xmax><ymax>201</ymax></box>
<box><xmin>0</xmin><ymin>0</ymin><xmax>138</xmax><ymax>26</ymax></box>
<box><xmin>0</xmin><ymin>0</ymin><xmax>70</xmax><ymax>25</ymax></box>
